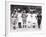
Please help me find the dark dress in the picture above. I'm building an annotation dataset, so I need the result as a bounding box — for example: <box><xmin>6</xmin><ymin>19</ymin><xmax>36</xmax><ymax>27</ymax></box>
<box><xmin>37</xmin><ymin>14</ymin><xmax>42</xmax><ymax>28</ymax></box>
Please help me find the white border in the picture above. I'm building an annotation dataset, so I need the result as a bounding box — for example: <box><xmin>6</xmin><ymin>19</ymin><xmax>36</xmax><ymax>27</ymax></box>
<box><xmin>5</xmin><ymin>1</ymin><xmax>45</xmax><ymax>37</ymax></box>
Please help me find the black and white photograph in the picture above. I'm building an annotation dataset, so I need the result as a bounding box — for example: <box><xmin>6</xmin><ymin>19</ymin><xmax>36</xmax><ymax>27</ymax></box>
<box><xmin>10</xmin><ymin>5</ymin><xmax>42</xmax><ymax>31</ymax></box>
<box><xmin>0</xmin><ymin>0</ymin><xmax>46</xmax><ymax>37</ymax></box>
